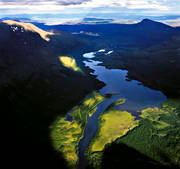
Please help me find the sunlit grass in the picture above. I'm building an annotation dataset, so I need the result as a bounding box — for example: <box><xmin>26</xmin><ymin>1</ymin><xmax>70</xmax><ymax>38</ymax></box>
<box><xmin>3</xmin><ymin>20</ymin><xmax>54</xmax><ymax>41</ymax></box>
<box><xmin>88</xmin><ymin>107</ymin><xmax>98</xmax><ymax>117</ymax></box>
<box><xmin>84</xmin><ymin>92</ymin><xmax>106</xmax><ymax>117</ymax></box>
<box><xmin>71</xmin><ymin>92</ymin><xmax>107</xmax><ymax>127</ymax></box>
<box><xmin>50</xmin><ymin>91</ymin><xmax>108</xmax><ymax>167</ymax></box>
<box><xmin>141</xmin><ymin>107</ymin><xmax>167</xmax><ymax>121</ymax></box>
<box><xmin>50</xmin><ymin>117</ymin><xmax>82</xmax><ymax>167</ymax></box>
<box><xmin>140</xmin><ymin>107</ymin><xmax>170</xmax><ymax>131</ymax></box>
<box><xmin>90</xmin><ymin>109</ymin><xmax>139</xmax><ymax>152</ymax></box>
<box><xmin>118</xmin><ymin>99</ymin><xmax>180</xmax><ymax>166</ymax></box>
<box><xmin>86</xmin><ymin>99</ymin><xmax>139</xmax><ymax>168</ymax></box>
<box><xmin>59</xmin><ymin>56</ymin><xmax>83</xmax><ymax>73</ymax></box>
<box><xmin>106</xmin><ymin>98</ymin><xmax>126</xmax><ymax>111</ymax></box>
<box><xmin>86</xmin><ymin>99</ymin><xmax>180</xmax><ymax>168</ymax></box>
<box><xmin>84</xmin><ymin>94</ymin><xmax>105</xmax><ymax>107</ymax></box>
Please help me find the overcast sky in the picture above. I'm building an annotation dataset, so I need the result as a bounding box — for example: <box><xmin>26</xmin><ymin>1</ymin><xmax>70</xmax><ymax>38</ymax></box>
<box><xmin>0</xmin><ymin>0</ymin><xmax>180</xmax><ymax>26</ymax></box>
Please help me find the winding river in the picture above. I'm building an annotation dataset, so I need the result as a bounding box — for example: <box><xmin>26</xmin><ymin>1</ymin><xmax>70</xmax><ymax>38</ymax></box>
<box><xmin>76</xmin><ymin>50</ymin><xmax>166</xmax><ymax>168</ymax></box>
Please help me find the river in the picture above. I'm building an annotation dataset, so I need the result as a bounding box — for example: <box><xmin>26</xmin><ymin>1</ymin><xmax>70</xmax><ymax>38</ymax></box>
<box><xmin>75</xmin><ymin>49</ymin><xmax>166</xmax><ymax>168</ymax></box>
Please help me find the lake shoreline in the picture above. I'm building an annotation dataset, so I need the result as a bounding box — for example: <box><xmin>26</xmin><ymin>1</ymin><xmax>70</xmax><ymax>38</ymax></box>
<box><xmin>77</xmin><ymin>49</ymin><xmax>166</xmax><ymax>168</ymax></box>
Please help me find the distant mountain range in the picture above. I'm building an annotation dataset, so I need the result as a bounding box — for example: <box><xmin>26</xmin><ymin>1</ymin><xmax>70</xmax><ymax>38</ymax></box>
<box><xmin>0</xmin><ymin>17</ymin><xmax>116</xmax><ymax>25</ymax></box>
<box><xmin>2</xmin><ymin>18</ymin><xmax>180</xmax><ymax>46</ymax></box>
<box><xmin>22</xmin><ymin>18</ymin><xmax>179</xmax><ymax>49</ymax></box>
<box><xmin>82</xmin><ymin>17</ymin><xmax>114</xmax><ymax>24</ymax></box>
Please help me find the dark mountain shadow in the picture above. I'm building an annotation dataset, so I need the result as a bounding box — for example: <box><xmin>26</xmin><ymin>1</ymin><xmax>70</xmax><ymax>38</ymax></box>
<box><xmin>1</xmin><ymin>87</ymin><xmax>68</xmax><ymax>169</ymax></box>
<box><xmin>1</xmin><ymin>76</ymin><xmax>103</xmax><ymax>168</ymax></box>
<box><xmin>0</xmin><ymin>21</ymin><xmax>104</xmax><ymax>168</ymax></box>
<box><xmin>34</xmin><ymin>19</ymin><xmax>180</xmax><ymax>49</ymax></box>
<box><xmin>100</xmin><ymin>143</ymin><xmax>180</xmax><ymax>169</ymax></box>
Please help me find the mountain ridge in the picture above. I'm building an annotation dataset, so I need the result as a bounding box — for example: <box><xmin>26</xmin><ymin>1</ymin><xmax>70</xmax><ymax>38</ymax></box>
<box><xmin>1</xmin><ymin>17</ymin><xmax>178</xmax><ymax>27</ymax></box>
<box><xmin>0</xmin><ymin>19</ymin><xmax>104</xmax><ymax>169</ymax></box>
<box><xmin>2</xmin><ymin>20</ymin><xmax>55</xmax><ymax>41</ymax></box>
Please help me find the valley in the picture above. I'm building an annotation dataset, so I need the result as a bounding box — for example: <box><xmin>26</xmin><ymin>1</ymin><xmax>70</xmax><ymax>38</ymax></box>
<box><xmin>1</xmin><ymin>19</ymin><xmax>180</xmax><ymax>169</ymax></box>
<box><xmin>51</xmin><ymin>50</ymin><xmax>179</xmax><ymax>169</ymax></box>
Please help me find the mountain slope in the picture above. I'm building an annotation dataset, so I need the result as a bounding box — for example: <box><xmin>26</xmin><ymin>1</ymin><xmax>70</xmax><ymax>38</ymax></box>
<box><xmin>0</xmin><ymin>20</ymin><xmax>88</xmax><ymax>84</ymax></box>
<box><xmin>3</xmin><ymin>20</ymin><xmax>55</xmax><ymax>41</ymax></box>
<box><xmin>0</xmin><ymin>20</ymin><xmax>103</xmax><ymax>169</ymax></box>
<box><xmin>34</xmin><ymin>19</ymin><xmax>179</xmax><ymax>49</ymax></box>
<box><xmin>91</xmin><ymin>20</ymin><xmax>180</xmax><ymax>97</ymax></box>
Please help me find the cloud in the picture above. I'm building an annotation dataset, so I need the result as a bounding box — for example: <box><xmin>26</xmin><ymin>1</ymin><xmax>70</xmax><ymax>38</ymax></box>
<box><xmin>0</xmin><ymin>0</ymin><xmax>171</xmax><ymax>14</ymax></box>
<box><xmin>0</xmin><ymin>0</ymin><xmax>180</xmax><ymax>20</ymax></box>
<box><xmin>0</xmin><ymin>0</ymin><xmax>90</xmax><ymax>5</ymax></box>
<box><xmin>76</xmin><ymin>0</ymin><xmax>168</xmax><ymax>10</ymax></box>
<box><xmin>163</xmin><ymin>17</ymin><xmax>180</xmax><ymax>26</ymax></box>
<box><xmin>31</xmin><ymin>16</ymin><xmax>83</xmax><ymax>25</ymax></box>
<box><xmin>57</xmin><ymin>0</ymin><xmax>91</xmax><ymax>6</ymax></box>
<box><xmin>0</xmin><ymin>0</ymin><xmax>169</xmax><ymax>9</ymax></box>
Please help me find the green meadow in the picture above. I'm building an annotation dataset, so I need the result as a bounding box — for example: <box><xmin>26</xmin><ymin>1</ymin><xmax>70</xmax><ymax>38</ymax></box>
<box><xmin>86</xmin><ymin>99</ymin><xmax>180</xmax><ymax>168</ymax></box>
<box><xmin>117</xmin><ymin>99</ymin><xmax>180</xmax><ymax>166</ymax></box>
<box><xmin>86</xmin><ymin>98</ymin><xmax>139</xmax><ymax>168</ymax></box>
<box><xmin>91</xmin><ymin>109</ymin><xmax>139</xmax><ymax>152</ymax></box>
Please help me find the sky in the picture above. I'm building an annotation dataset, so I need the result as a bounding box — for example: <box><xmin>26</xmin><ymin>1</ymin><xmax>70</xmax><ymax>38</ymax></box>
<box><xmin>0</xmin><ymin>0</ymin><xmax>180</xmax><ymax>26</ymax></box>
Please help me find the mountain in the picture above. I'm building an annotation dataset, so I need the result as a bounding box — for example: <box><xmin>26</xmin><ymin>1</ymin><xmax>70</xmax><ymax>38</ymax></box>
<box><xmin>90</xmin><ymin>20</ymin><xmax>180</xmax><ymax>97</ymax></box>
<box><xmin>34</xmin><ymin>18</ymin><xmax>179</xmax><ymax>97</ymax></box>
<box><xmin>176</xmin><ymin>26</ymin><xmax>180</xmax><ymax>30</ymax></box>
<box><xmin>0</xmin><ymin>20</ymin><xmax>86</xmax><ymax>84</ymax></box>
<box><xmin>2</xmin><ymin>20</ymin><xmax>55</xmax><ymax>41</ymax></box>
<box><xmin>0</xmin><ymin>20</ymin><xmax>103</xmax><ymax>169</ymax></box>
<box><xmin>138</xmin><ymin>18</ymin><xmax>172</xmax><ymax>29</ymax></box>
<box><xmin>82</xmin><ymin>17</ymin><xmax>114</xmax><ymax>24</ymax></box>
<box><xmin>6</xmin><ymin>19</ymin><xmax>179</xmax><ymax>97</ymax></box>
<box><xmin>35</xmin><ymin>19</ymin><xmax>179</xmax><ymax>48</ymax></box>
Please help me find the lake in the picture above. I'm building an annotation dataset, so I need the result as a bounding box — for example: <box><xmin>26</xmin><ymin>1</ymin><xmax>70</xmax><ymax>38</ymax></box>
<box><xmin>74</xmin><ymin>49</ymin><xmax>166</xmax><ymax>168</ymax></box>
